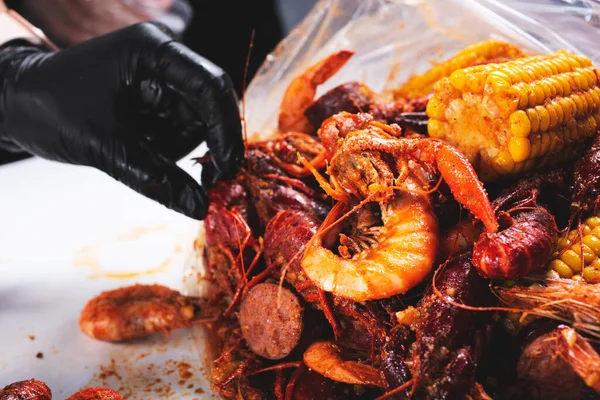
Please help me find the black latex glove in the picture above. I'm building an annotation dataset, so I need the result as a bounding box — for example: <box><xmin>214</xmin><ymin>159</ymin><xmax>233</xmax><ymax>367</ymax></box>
<box><xmin>0</xmin><ymin>22</ymin><xmax>244</xmax><ymax>220</ymax></box>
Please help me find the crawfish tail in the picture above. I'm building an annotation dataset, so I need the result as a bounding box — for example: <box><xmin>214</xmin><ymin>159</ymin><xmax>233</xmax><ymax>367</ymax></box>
<box><xmin>472</xmin><ymin>208</ymin><xmax>557</xmax><ymax>280</ymax></box>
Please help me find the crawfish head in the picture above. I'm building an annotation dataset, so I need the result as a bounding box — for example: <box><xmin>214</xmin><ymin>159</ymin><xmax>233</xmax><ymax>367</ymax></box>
<box><xmin>321</xmin><ymin>126</ymin><xmax>498</xmax><ymax>232</ymax></box>
<box><xmin>328</xmin><ymin>146</ymin><xmax>397</xmax><ymax>202</ymax></box>
<box><xmin>246</xmin><ymin>173</ymin><xmax>330</xmax><ymax>228</ymax></box>
<box><xmin>490</xmin><ymin>169</ymin><xmax>568</xmax><ymax>213</ymax></box>
<box><xmin>317</xmin><ymin>112</ymin><xmax>379</xmax><ymax>158</ymax></box>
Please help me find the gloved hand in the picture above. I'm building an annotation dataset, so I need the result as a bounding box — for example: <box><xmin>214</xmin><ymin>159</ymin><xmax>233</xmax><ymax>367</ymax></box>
<box><xmin>0</xmin><ymin>21</ymin><xmax>244</xmax><ymax>220</ymax></box>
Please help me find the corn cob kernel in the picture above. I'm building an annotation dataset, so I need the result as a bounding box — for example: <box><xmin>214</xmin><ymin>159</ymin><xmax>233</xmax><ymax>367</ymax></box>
<box><xmin>394</xmin><ymin>40</ymin><xmax>525</xmax><ymax>99</ymax></box>
<box><xmin>549</xmin><ymin>259</ymin><xmax>575</xmax><ymax>278</ymax></box>
<box><xmin>427</xmin><ymin>49</ymin><xmax>600</xmax><ymax>181</ymax></box>
<box><xmin>583</xmin><ymin>266</ymin><xmax>600</xmax><ymax>283</ymax></box>
<box><xmin>508</xmin><ymin>137</ymin><xmax>531</xmax><ymax>162</ymax></box>
<box><xmin>510</xmin><ymin>110</ymin><xmax>531</xmax><ymax>137</ymax></box>
<box><xmin>548</xmin><ymin>211</ymin><xmax>600</xmax><ymax>282</ymax></box>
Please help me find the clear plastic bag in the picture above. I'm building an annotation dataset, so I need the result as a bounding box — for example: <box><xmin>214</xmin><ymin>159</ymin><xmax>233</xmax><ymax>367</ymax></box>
<box><xmin>186</xmin><ymin>1</ymin><xmax>600</xmax><ymax>393</ymax></box>
<box><xmin>243</xmin><ymin>0</ymin><xmax>600</xmax><ymax>138</ymax></box>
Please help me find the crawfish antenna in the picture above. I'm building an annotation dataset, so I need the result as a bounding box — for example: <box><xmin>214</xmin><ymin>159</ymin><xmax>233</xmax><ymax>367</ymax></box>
<box><xmin>241</xmin><ymin>28</ymin><xmax>255</xmax><ymax>166</ymax></box>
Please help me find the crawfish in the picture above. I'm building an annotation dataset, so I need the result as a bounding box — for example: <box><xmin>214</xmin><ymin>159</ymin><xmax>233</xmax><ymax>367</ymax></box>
<box><xmin>571</xmin><ymin>135</ymin><xmax>600</xmax><ymax>218</ymax></box>
<box><xmin>472</xmin><ymin>208</ymin><xmax>558</xmax><ymax>280</ymax></box>
<box><xmin>210</xmin><ymin>319</ymin><xmax>265</xmax><ymax>399</ymax></box>
<box><xmin>248</xmin><ymin>132</ymin><xmax>328</xmax><ymax>178</ymax></box>
<box><xmin>0</xmin><ymin>379</ymin><xmax>51</xmax><ymax>400</ymax></box>
<box><xmin>66</xmin><ymin>388</ymin><xmax>123</xmax><ymax>400</ymax></box>
<box><xmin>242</xmin><ymin>134</ymin><xmax>331</xmax><ymax>227</ymax></box>
<box><xmin>245</xmin><ymin>171</ymin><xmax>330</xmax><ymax>227</ymax></box>
<box><xmin>304</xmin><ymin>80</ymin><xmax>431</xmax><ymax>134</ymax></box>
<box><xmin>203</xmin><ymin>177</ymin><xmax>262</xmax><ymax>307</ymax></box>
<box><xmin>311</xmin><ymin>112</ymin><xmax>497</xmax><ymax>233</ymax></box>
<box><xmin>408</xmin><ymin>250</ymin><xmax>495</xmax><ymax>400</ymax></box>
<box><xmin>442</xmin><ymin>170</ymin><xmax>567</xmax><ymax>280</ymax></box>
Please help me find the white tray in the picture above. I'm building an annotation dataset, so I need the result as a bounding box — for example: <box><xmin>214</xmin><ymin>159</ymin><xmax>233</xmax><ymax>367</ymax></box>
<box><xmin>0</xmin><ymin>151</ymin><xmax>217</xmax><ymax>399</ymax></box>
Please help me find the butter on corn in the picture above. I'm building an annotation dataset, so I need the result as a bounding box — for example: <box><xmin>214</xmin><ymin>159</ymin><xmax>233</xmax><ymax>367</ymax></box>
<box><xmin>394</xmin><ymin>40</ymin><xmax>524</xmax><ymax>99</ymax></box>
<box><xmin>548</xmin><ymin>214</ymin><xmax>600</xmax><ymax>283</ymax></box>
<box><xmin>426</xmin><ymin>49</ymin><xmax>600</xmax><ymax>181</ymax></box>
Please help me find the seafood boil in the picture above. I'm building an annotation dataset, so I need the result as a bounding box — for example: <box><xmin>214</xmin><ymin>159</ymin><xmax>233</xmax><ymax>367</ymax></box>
<box><xmin>7</xmin><ymin>40</ymin><xmax>600</xmax><ymax>399</ymax></box>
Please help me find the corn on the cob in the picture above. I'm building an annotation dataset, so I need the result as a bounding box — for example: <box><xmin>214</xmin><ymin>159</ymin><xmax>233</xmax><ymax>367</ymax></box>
<box><xmin>548</xmin><ymin>214</ymin><xmax>600</xmax><ymax>283</ymax></box>
<box><xmin>427</xmin><ymin>50</ymin><xmax>600</xmax><ymax>181</ymax></box>
<box><xmin>393</xmin><ymin>40</ymin><xmax>524</xmax><ymax>99</ymax></box>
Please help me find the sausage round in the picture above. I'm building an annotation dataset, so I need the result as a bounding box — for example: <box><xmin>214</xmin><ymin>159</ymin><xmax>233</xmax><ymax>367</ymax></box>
<box><xmin>239</xmin><ymin>282</ymin><xmax>304</xmax><ymax>360</ymax></box>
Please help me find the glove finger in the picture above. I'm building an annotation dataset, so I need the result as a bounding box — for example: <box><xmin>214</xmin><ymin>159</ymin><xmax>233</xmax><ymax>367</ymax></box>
<box><xmin>137</xmin><ymin>77</ymin><xmax>207</xmax><ymax>161</ymax></box>
<box><xmin>201</xmin><ymin>161</ymin><xmax>220</xmax><ymax>189</ymax></box>
<box><xmin>153</xmin><ymin>42</ymin><xmax>245</xmax><ymax>182</ymax></box>
<box><xmin>107</xmin><ymin>134</ymin><xmax>208</xmax><ymax>220</ymax></box>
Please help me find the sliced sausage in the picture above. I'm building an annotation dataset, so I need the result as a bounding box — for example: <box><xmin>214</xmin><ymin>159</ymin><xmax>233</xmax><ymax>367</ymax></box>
<box><xmin>239</xmin><ymin>282</ymin><xmax>303</xmax><ymax>360</ymax></box>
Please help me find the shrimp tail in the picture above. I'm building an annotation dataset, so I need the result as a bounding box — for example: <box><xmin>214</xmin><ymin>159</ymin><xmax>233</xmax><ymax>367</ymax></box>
<box><xmin>278</xmin><ymin>50</ymin><xmax>355</xmax><ymax>133</ymax></box>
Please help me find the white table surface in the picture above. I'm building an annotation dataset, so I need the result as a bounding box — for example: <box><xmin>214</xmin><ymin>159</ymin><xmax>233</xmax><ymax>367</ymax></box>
<box><xmin>0</xmin><ymin>149</ymin><xmax>217</xmax><ymax>399</ymax></box>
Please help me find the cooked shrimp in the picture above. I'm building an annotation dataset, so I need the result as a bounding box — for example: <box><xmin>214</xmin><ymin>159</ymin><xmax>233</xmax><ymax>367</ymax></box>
<box><xmin>556</xmin><ymin>325</ymin><xmax>600</xmax><ymax>392</ymax></box>
<box><xmin>79</xmin><ymin>284</ymin><xmax>216</xmax><ymax>342</ymax></box>
<box><xmin>302</xmin><ymin>176</ymin><xmax>439</xmax><ymax>301</ymax></box>
<box><xmin>66</xmin><ymin>387</ymin><xmax>123</xmax><ymax>400</ymax></box>
<box><xmin>278</xmin><ymin>50</ymin><xmax>355</xmax><ymax>133</ymax></box>
<box><xmin>303</xmin><ymin>341</ymin><xmax>386</xmax><ymax>388</ymax></box>
<box><xmin>300</xmin><ymin>114</ymin><xmax>496</xmax><ymax>301</ymax></box>
<box><xmin>496</xmin><ymin>279</ymin><xmax>600</xmax><ymax>339</ymax></box>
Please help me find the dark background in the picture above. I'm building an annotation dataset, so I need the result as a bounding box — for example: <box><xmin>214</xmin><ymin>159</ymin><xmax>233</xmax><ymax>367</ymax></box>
<box><xmin>0</xmin><ymin>0</ymin><xmax>317</xmax><ymax>165</ymax></box>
